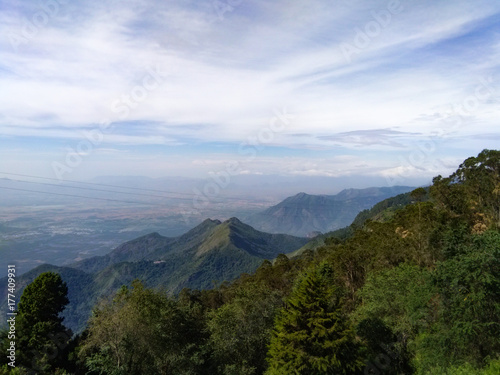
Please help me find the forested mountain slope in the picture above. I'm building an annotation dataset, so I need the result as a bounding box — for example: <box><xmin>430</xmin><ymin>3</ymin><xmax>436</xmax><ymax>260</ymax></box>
<box><xmin>2</xmin><ymin>150</ymin><xmax>499</xmax><ymax>375</ymax></box>
<box><xmin>245</xmin><ymin>186</ymin><xmax>414</xmax><ymax>236</ymax></box>
<box><xmin>289</xmin><ymin>187</ymin><xmax>431</xmax><ymax>256</ymax></box>
<box><xmin>0</xmin><ymin>218</ymin><xmax>308</xmax><ymax>332</ymax></box>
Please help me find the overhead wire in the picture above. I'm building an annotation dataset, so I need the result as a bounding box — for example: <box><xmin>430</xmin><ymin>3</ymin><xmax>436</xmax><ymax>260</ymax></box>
<box><xmin>0</xmin><ymin>186</ymin><xmax>151</xmax><ymax>205</ymax></box>
<box><xmin>0</xmin><ymin>172</ymin><xmax>245</xmax><ymax>201</ymax></box>
<box><xmin>0</xmin><ymin>182</ymin><xmax>396</xmax><ymax>221</ymax></box>
<box><xmin>0</xmin><ymin>185</ymin><xmax>271</xmax><ymax>218</ymax></box>
<box><xmin>2</xmin><ymin>177</ymin><xmax>194</xmax><ymax>201</ymax></box>
<box><xmin>0</xmin><ymin>172</ymin><xmax>408</xmax><ymax>219</ymax></box>
<box><xmin>0</xmin><ymin>179</ymin><xmax>268</xmax><ymax>212</ymax></box>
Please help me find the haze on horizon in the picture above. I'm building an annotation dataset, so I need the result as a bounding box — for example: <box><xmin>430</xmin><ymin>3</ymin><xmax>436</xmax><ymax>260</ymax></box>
<box><xmin>1</xmin><ymin>0</ymin><xmax>499</xmax><ymax>190</ymax></box>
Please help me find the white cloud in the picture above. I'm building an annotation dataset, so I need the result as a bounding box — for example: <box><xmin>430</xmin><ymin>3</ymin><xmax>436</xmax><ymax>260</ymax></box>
<box><xmin>0</xmin><ymin>0</ymin><xmax>499</xmax><ymax>178</ymax></box>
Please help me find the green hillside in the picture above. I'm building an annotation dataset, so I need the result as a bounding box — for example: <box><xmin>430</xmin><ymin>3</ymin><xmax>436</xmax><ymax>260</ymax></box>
<box><xmin>2</xmin><ymin>150</ymin><xmax>499</xmax><ymax>375</ymax></box>
<box><xmin>245</xmin><ymin>186</ymin><xmax>414</xmax><ymax>236</ymax></box>
<box><xmin>0</xmin><ymin>218</ymin><xmax>308</xmax><ymax>333</ymax></box>
<box><xmin>289</xmin><ymin>187</ymin><xmax>430</xmax><ymax>257</ymax></box>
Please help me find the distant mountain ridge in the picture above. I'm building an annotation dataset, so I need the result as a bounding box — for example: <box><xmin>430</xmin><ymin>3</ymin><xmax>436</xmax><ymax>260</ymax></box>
<box><xmin>245</xmin><ymin>186</ymin><xmax>415</xmax><ymax>236</ymax></box>
<box><xmin>0</xmin><ymin>186</ymin><xmax>416</xmax><ymax>333</ymax></box>
<box><xmin>1</xmin><ymin>218</ymin><xmax>308</xmax><ymax>333</ymax></box>
<box><xmin>288</xmin><ymin>188</ymin><xmax>427</xmax><ymax>257</ymax></box>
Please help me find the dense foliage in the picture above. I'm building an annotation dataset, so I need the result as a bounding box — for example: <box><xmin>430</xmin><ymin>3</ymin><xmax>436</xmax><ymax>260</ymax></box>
<box><xmin>266</xmin><ymin>262</ymin><xmax>363</xmax><ymax>374</ymax></box>
<box><xmin>0</xmin><ymin>272</ymin><xmax>73</xmax><ymax>374</ymax></box>
<box><xmin>1</xmin><ymin>149</ymin><xmax>499</xmax><ymax>374</ymax></box>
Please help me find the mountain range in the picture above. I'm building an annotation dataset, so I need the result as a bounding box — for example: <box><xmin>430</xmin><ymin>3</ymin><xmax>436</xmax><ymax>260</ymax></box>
<box><xmin>1</xmin><ymin>186</ymin><xmax>417</xmax><ymax>333</ymax></box>
<box><xmin>1</xmin><ymin>217</ymin><xmax>308</xmax><ymax>332</ymax></box>
<box><xmin>245</xmin><ymin>186</ymin><xmax>414</xmax><ymax>236</ymax></box>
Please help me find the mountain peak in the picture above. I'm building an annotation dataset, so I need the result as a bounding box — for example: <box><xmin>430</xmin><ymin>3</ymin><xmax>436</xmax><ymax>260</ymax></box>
<box><xmin>224</xmin><ymin>217</ymin><xmax>243</xmax><ymax>225</ymax></box>
<box><xmin>246</xmin><ymin>186</ymin><xmax>415</xmax><ymax>236</ymax></box>
<box><xmin>202</xmin><ymin>218</ymin><xmax>222</xmax><ymax>225</ymax></box>
<box><xmin>17</xmin><ymin>215</ymin><xmax>309</xmax><ymax>334</ymax></box>
<box><xmin>294</xmin><ymin>192</ymin><xmax>310</xmax><ymax>198</ymax></box>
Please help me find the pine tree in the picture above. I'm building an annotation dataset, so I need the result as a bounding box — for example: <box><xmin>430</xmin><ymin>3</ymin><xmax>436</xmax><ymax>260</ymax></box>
<box><xmin>15</xmin><ymin>272</ymin><xmax>71</xmax><ymax>374</ymax></box>
<box><xmin>266</xmin><ymin>263</ymin><xmax>363</xmax><ymax>375</ymax></box>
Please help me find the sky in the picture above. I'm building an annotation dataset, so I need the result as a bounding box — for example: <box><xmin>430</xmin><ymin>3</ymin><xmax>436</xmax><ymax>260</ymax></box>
<box><xmin>0</xmin><ymin>0</ymin><xmax>499</xmax><ymax>187</ymax></box>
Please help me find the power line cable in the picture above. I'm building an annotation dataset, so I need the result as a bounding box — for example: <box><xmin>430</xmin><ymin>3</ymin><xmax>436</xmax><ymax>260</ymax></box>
<box><xmin>0</xmin><ymin>172</ymin><xmax>245</xmax><ymax>201</ymax></box>
<box><xmin>0</xmin><ymin>172</ymin><xmax>190</xmax><ymax>194</ymax></box>
<box><xmin>0</xmin><ymin>173</ymin><xmax>409</xmax><ymax>219</ymax></box>
<box><xmin>0</xmin><ymin>177</ymin><xmax>268</xmax><ymax>208</ymax></box>
<box><xmin>0</xmin><ymin>178</ymin><xmax>405</xmax><ymax>213</ymax></box>
<box><xmin>0</xmin><ymin>185</ymin><xmax>266</xmax><ymax>213</ymax></box>
<box><xmin>0</xmin><ymin>186</ymin><xmax>402</xmax><ymax>233</ymax></box>
<box><xmin>0</xmin><ymin>186</ymin><xmax>151</xmax><ymax>205</ymax></box>
<box><xmin>0</xmin><ymin>173</ymin><xmax>394</xmax><ymax>209</ymax></box>
<box><xmin>3</xmin><ymin>177</ymin><xmax>194</xmax><ymax>201</ymax></box>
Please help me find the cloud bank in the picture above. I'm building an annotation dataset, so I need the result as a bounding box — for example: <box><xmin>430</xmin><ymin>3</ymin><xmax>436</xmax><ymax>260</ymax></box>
<box><xmin>0</xmin><ymin>0</ymin><xmax>499</xmax><ymax>181</ymax></box>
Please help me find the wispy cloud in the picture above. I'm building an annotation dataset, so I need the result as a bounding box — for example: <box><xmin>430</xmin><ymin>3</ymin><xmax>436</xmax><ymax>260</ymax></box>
<box><xmin>0</xmin><ymin>0</ymin><xmax>499</xmax><ymax>180</ymax></box>
<box><xmin>318</xmin><ymin>129</ymin><xmax>421</xmax><ymax>148</ymax></box>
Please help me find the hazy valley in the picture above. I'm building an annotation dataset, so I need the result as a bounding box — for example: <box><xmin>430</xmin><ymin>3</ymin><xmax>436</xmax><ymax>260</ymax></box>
<box><xmin>0</xmin><ymin>174</ymin><xmax>414</xmax><ymax>277</ymax></box>
<box><xmin>2</xmin><ymin>1</ymin><xmax>499</xmax><ymax>372</ymax></box>
<box><xmin>0</xmin><ymin>181</ymin><xmax>416</xmax><ymax>333</ymax></box>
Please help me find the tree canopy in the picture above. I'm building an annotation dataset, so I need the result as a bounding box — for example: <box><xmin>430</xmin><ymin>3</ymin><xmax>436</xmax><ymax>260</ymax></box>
<box><xmin>13</xmin><ymin>272</ymin><xmax>70</xmax><ymax>374</ymax></box>
<box><xmin>2</xmin><ymin>149</ymin><xmax>499</xmax><ymax>375</ymax></box>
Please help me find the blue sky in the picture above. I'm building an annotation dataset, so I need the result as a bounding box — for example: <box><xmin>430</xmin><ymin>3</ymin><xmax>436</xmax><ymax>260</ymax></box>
<box><xmin>0</xmin><ymin>0</ymin><xmax>499</xmax><ymax>185</ymax></box>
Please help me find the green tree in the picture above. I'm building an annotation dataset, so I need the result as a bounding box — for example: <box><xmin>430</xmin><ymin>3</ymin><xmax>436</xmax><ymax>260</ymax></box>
<box><xmin>354</xmin><ymin>263</ymin><xmax>435</xmax><ymax>374</ymax></box>
<box><xmin>414</xmin><ymin>231</ymin><xmax>500</xmax><ymax>372</ymax></box>
<box><xmin>431</xmin><ymin>149</ymin><xmax>500</xmax><ymax>232</ymax></box>
<box><xmin>80</xmin><ymin>280</ymin><xmax>207</xmax><ymax>375</ymax></box>
<box><xmin>207</xmin><ymin>285</ymin><xmax>282</xmax><ymax>375</ymax></box>
<box><xmin>355</xmin><ymin>263</ymin><xmax>435</xmax><ymax>340</ymax></box>
<box><xmin>15</xmin><ymin>272</ymin><xmax>71</xmax><ymax>374</ymax></box>
<box><xmin>356</xmin><ymin>317</ymin><xmax>414</xmax><ymax>375</ymax></box>
<box><xmin>410</xmin><ymin>187</ymin><xmax>427</xmax><ymax>203</ymax></box>
<box><xmin>266</xmin><ymin>263</ymin><xmax>363</xmax><ymax>375</ymax></box>
<box><xmin>411</xmin><ymin>187</ymin><xmax>428</xmax><ymax>252</ymax></box>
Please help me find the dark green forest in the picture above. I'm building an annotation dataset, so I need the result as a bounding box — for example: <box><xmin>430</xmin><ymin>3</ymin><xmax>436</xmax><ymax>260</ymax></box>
<box><xmin>2</xmin><ymin>149</ymin><xmax>500</xmax><ymax>374</ymax></box>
